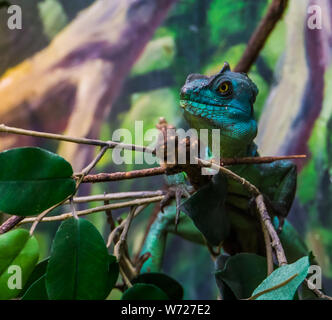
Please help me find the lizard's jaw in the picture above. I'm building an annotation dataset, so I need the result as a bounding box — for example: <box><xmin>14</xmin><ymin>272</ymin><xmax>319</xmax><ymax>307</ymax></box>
<box><xmin>180</xmin><ymin>99</ymin><xmax>257</xmax><ymax>157</ymax></box>
<box><xmin>179</xmin><ymin>99</ymin><xmax>248</xmax><ymax>121</ymax></box>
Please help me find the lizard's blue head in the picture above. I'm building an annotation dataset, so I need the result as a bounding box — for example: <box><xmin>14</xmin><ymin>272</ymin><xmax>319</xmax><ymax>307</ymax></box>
<box><xmin>180</xmin><ymin>62</ymin><xmax>258</xmax><ymax>156</ymax></box>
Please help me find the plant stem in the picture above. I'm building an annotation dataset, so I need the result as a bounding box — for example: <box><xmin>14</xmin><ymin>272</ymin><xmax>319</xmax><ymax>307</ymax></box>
<box><xmin>19</xmin><ymin>196</ymin><xmax>164</xmax><ymax>225</ymax></box>
<box><xmin>0</xmin><ymin>124</ymin><xmax>155</xmax><ymax>154</ymax></box>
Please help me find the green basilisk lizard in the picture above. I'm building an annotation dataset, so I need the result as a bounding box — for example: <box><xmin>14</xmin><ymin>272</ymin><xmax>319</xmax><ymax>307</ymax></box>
<box><xmin>140</xmin><ymin>62</ymin><xmax>305</xmax><ymax>275</ymax></box>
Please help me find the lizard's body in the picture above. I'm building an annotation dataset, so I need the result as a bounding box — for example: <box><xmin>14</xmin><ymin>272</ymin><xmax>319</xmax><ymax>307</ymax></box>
<box><xmin>141</xmin><ymin>63</ymin><xmax>297</xmax><ymax>272</ymax></box>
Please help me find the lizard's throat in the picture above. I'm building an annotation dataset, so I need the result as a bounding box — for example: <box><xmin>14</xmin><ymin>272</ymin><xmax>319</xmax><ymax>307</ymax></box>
<box><xmin>183</xmin><ymin>110</ymin><xmax>257</xmax><ymax>158</ymax></box>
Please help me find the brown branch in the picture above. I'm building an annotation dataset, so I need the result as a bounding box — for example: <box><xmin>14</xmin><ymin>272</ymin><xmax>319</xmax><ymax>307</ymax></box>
<box><xmin>234</xmin><ymin>0</ymin><xmax>288</xmax><ymax>73</ymax></box>
<box><xmin>81</xmin><ymin>167</ymin><xmax>167</xmax><ymax>183</ymax></box>
<box><xmin>81</xmin><ymin>155</ymin><xmax>306</xmax><ymax>183</ymax></box>
<box><xmin>0</xmin><ymin>124</ymin><xmax>155</xmax><ymax>154</ymax></box>
<box><xmin>69</xmin><ymin>190</ymin><xmax>165</xmax><ymax>203</ymax></box>
<box><xmin>220</xmin><ymin>155</ymin><xmax>306</xmax><ymax>166</ymax></box>
<box><xmin>304</xmin><ymin>279</ymin><xmax>332</xmax><ymax>301</ymax></box>
<box><xmin>19</xmin><ymin>196</ymin><xmax>164</xmax><ymax>225</ymax></box>
<box><xmin>0</xmin><ymin>216</ymin><xmax>24</xmax><ymax>235</ymax></box>
<box><xmin>255</xmin><ymin>194</ymin><xmax>287</xmax><ymax>266</ymax></box>
<box><xmin>260</xmin><ymin>218</ymin><xmax>274</xmax><ymax>276</ymax></box>
<box><xmin>0</xmin><ymin>154</ymin><xmax>306</xmax><ymax>234</ymax></box>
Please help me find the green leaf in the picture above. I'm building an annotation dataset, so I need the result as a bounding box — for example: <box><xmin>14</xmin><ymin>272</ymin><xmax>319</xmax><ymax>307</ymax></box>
<box><xmin>122</xmin><ymin>283</ymin><xmax>169</xmax><ymax>300</ymax></box>
<box><xmin>19</xmin><ymin>258</ymin><xmax>49</xmax><ymax>297</ymax></box>
<box><xmin>107</xmin><ymin>255</ymin><xmax>119</xmax><ymax>292</ymax></box>
<box><xmin>180</xmin><ymin>173</ymin><xmax>230</xmax><ymax>246</ymax></box>
<box><xmin>21</xmin><ymin>275</ymin><xmax>48</xmax><ymax>300</ymax></box>
<box><xmin>251</xmin><ymin>256</ymin><xmax>310</xmax><ymax>300</ymax></box>
<box><xmin>45</xmin><ymin>218</ymin><xmax>111</xmax><ymax>300</ymax></box>
<box><xmin>274</xmin><ymin>218</ymin><xmax>309</xmax><ymax>263</ymax></box>
<box><xmin>0</xmin><ymin>147</ymin><xmax>76</xmax><ymax>216</ymax></box>
<box><xmin>215</xmin><ymin>253</ymin><xmax>268</xmax><ymax>299</ymax></box>
<box><xmin>0</xmin><ymin>229</ymin><xmax>39</xmax><ymax>299</ymax></box>
<box><xmin>132</xmin><ymin>272</ymin><xmax>183</xmax><ymax>300</ymax></box>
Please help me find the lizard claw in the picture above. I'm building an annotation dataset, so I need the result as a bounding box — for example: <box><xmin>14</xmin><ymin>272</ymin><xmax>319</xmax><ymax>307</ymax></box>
<box><xmin>160</xmin><ymin>189</ymin><xmax>176</xmax><ymax>213</ymax></box>
<box><xmin>160</xmin><ymin>183</ymin><xmax>191</xmax><ymax>230</ymax></box>
<box><xmin>249</xmin><ymin>195</ymin><xmax>287</xmax><ymax>233</ymax></box>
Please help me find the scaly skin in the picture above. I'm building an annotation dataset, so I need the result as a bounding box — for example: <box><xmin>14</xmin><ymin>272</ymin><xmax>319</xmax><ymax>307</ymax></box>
<box><xmin>141</xmin><ymin>63</ymin><xmax>297</xmax><ymax>273</ymax></box>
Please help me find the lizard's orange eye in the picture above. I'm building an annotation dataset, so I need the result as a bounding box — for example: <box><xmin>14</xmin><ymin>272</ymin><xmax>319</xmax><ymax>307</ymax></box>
<box><xmin>218</xmin><ymin>81</ymin><xmax>232</xmax><ymax>95</ymax></box>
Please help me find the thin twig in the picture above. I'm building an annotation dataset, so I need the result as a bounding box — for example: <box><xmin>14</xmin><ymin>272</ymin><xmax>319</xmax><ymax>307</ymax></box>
<box><xmin>69</xmin><ymin>190</ymin><xmax>165</xmax><ymax>203</ymax></box>
<box><xmin>220</xmin><ymin>155</ymin><xmax>306</xmax><ymax>166</ymax></box>
<box><xmin>107</xmin><ymin>204</ymin><xmax>148</xmax><ymax>248</ymax></box>
<box><xmin>19</xmin><ymin>196</ymin><xmax>163</xmax><ymax>225</ymax></box>
<box><xmin>114</xmin><ymin>206</ymin><xmax>138</xmax><ymax>281</ymax></box>
<box><xmin>80</xmin><ymin>155</ymin><xmax>306</xmax><ymax>183</ymax></box>
<box><xmin>80</xmin><ymin>146</ymin><xmax>109</xmax><ymax>176</ymax></box>
<box><xmin>260</xmin><ymin>218</ymin><xmax>274</xmax><ymax>275</ymax></box>
<box><xmin>81</xmin><ymin>167</ymin><xmax>167</xmax><ymax>183</ymax></box>
<box><xmin>0</xmin><ymin>124</ymin><xmax>155</xmax><ymax>154</ymax></box>
<box><xmin>119</xmin><ymin>268</ymin><xmax>133</xmax><ymax>288</ymax></box>
<box><xmin>29</xmin><ymin>198</ymin><xmax>70</xmax><ymax>235</ymax></box>
<box><xmin>114</xmin><ymin>206</ymin><xmax>136</xmax><ymax>261</ymax></box>
<box><xmin>70</xmin><ymin>197</ymin><xmax>78</xmax><ymax>220</ymax></box>
<box><xmin>304</xmin><ymin>279</ymin><xmax>332</xmax><ymax>301</ymax></box>
<box><xmin>104</xmin><ymin>200</ymin><xmax>116</xmax><ymax>232</ymax></box>
<box><xmin>112</xmin><ymin>205</ymin><xmax>148</xmax><ymax>284</ymax></box>
<box><xmin>29</xmin><ymin>146</ymin><xmax>110</xmax><ymax>234</ymax></box>
<box><xmin>255</xmin><ymin>195</ymin><xmax>287</xmax><ymax>266</ymax></box>
<box><xmin>196</xmin><ymin>158</ymin><xmax>260</xmax><ymax>195</ymax></box>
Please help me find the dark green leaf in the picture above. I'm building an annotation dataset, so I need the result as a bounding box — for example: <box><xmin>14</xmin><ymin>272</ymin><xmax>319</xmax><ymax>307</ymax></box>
<box><xmin>214</xmin><ymin>255</ymin><xmax>237</xmax><ymax>300</ymax></box>
<box><xmin>180</xmin><ymin>173</ymin><xmax>230</xmax><ymax>245</ymax></box>
<box><xmin>132</xmin><ymin>272</ymin><xmax>183</xmax><ymax>300</ymax></box>
<box><xmin>275</xmin><ymin>218</ymin><xmax>309</xmax><ymax>263</ymax></box>
<box><xmin>107</xmin><ymin>255</ymin><xmax>119</xmax><ymax>292</ymax></box>
<box><xmin>19</xmin><ymin>258</ymin><xmax>49</xmax><ymax>297</ymax></box>
<box><xmin>0</xmin><ymin>229</ymin><xmax>39</xmax><ymax>299</ymax></box>
<box><xmin>251</xmin><ymin>256</ymin><xmax>310</xmax><ymax>300</ymax></box>
<box><xmin>46</xmin><ymin>218</ymin><xmax>110</xmax><ymax>300</ymax></box>
<box><xmin>122</xmin><ymin>283</ymin><xmax>169</xmax><ymax>300</ymax></box>
<box><xmin>0</xmin><ymin>147</ymin><xmax>76</xmax><ymax>216</ymax></box>
<box><xmin>215</xmin><ymin>253</ymin><xmax>267</xmax><ymax>299</ymax></box>
<box><xmin>21</xmin><ymin>275</ymin><xmax>48</xmax><ymax>300</ymax></box>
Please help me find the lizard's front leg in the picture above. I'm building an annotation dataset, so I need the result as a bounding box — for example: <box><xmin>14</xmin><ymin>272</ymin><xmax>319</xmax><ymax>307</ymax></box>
<box><xmin>262</xmin><ymin>161</ymin><xmax>297</xmax><ymax>232</ymax></box>
<box><xmin>140</xmin><ymin>205</ymin><xmax>205</xmax><ymax>273</ymax></box>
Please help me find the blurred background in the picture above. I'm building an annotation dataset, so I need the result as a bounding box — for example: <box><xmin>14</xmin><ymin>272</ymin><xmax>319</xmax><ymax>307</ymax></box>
<box><xmin>0</xmin><ymin>0</ymin><xmax>332</xmax><ymax>299</ymax></box>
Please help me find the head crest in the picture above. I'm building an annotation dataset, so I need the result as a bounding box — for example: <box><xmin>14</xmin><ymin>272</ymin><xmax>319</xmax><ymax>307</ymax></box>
<box><xmin>219</xmin><ymin>62</ymin><xmax>231</xmax><ymax>74</ymax></box>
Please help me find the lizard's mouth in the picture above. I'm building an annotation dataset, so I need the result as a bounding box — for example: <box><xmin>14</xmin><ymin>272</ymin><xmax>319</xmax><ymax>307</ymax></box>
<box><xmin>179</xmin><ymin>99</ymin><xmax>246</xmax><ymax>115</ymax></box>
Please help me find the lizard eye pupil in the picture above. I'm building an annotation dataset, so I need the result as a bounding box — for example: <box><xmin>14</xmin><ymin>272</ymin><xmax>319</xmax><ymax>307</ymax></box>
<box><xmin>218</xmin><ymin>81</ymin><xmax>232</xmax><ymax>96</ymax></box>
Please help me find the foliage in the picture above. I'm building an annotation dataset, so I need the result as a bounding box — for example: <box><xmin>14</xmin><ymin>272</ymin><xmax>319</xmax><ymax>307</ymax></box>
<box><xmin>0</xmin><ymin>229</ymin><xmax>39</xmax><ymax>299</ymax></box>
<box><xmin>0</xmin><ymin>147</ymin><xmax>76</xmax><ymax>216</ymax></box>
<box><xmin>45</xmin><ymin>217</ymin><xmax>114</xmax><ymax>300</ymax></box>
<box><xmin>0</xmin><ymin>141</ymin><xmax>322</xmax><ymax>301</ymax></box>
<box><xmin>0</xmin><ymin>0</ymin><xmax>331</xmax><ymax>301</ymax></box>
<box><xmin>251</xmin><ymin>256</ymin><xmax>310</xmax><ymax>300</ymax></box>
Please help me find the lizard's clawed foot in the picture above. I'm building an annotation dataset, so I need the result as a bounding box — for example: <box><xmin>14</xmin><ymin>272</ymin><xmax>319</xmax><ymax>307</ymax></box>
<box><xmin>248</xmin><ymin>195</ymin><xmax>287</xmax><ymax>233</ymax></box>
<box><xmin>160</xmin><ymin>184</ymin><xmax>191</xmax><ymax>230</ymax></box>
